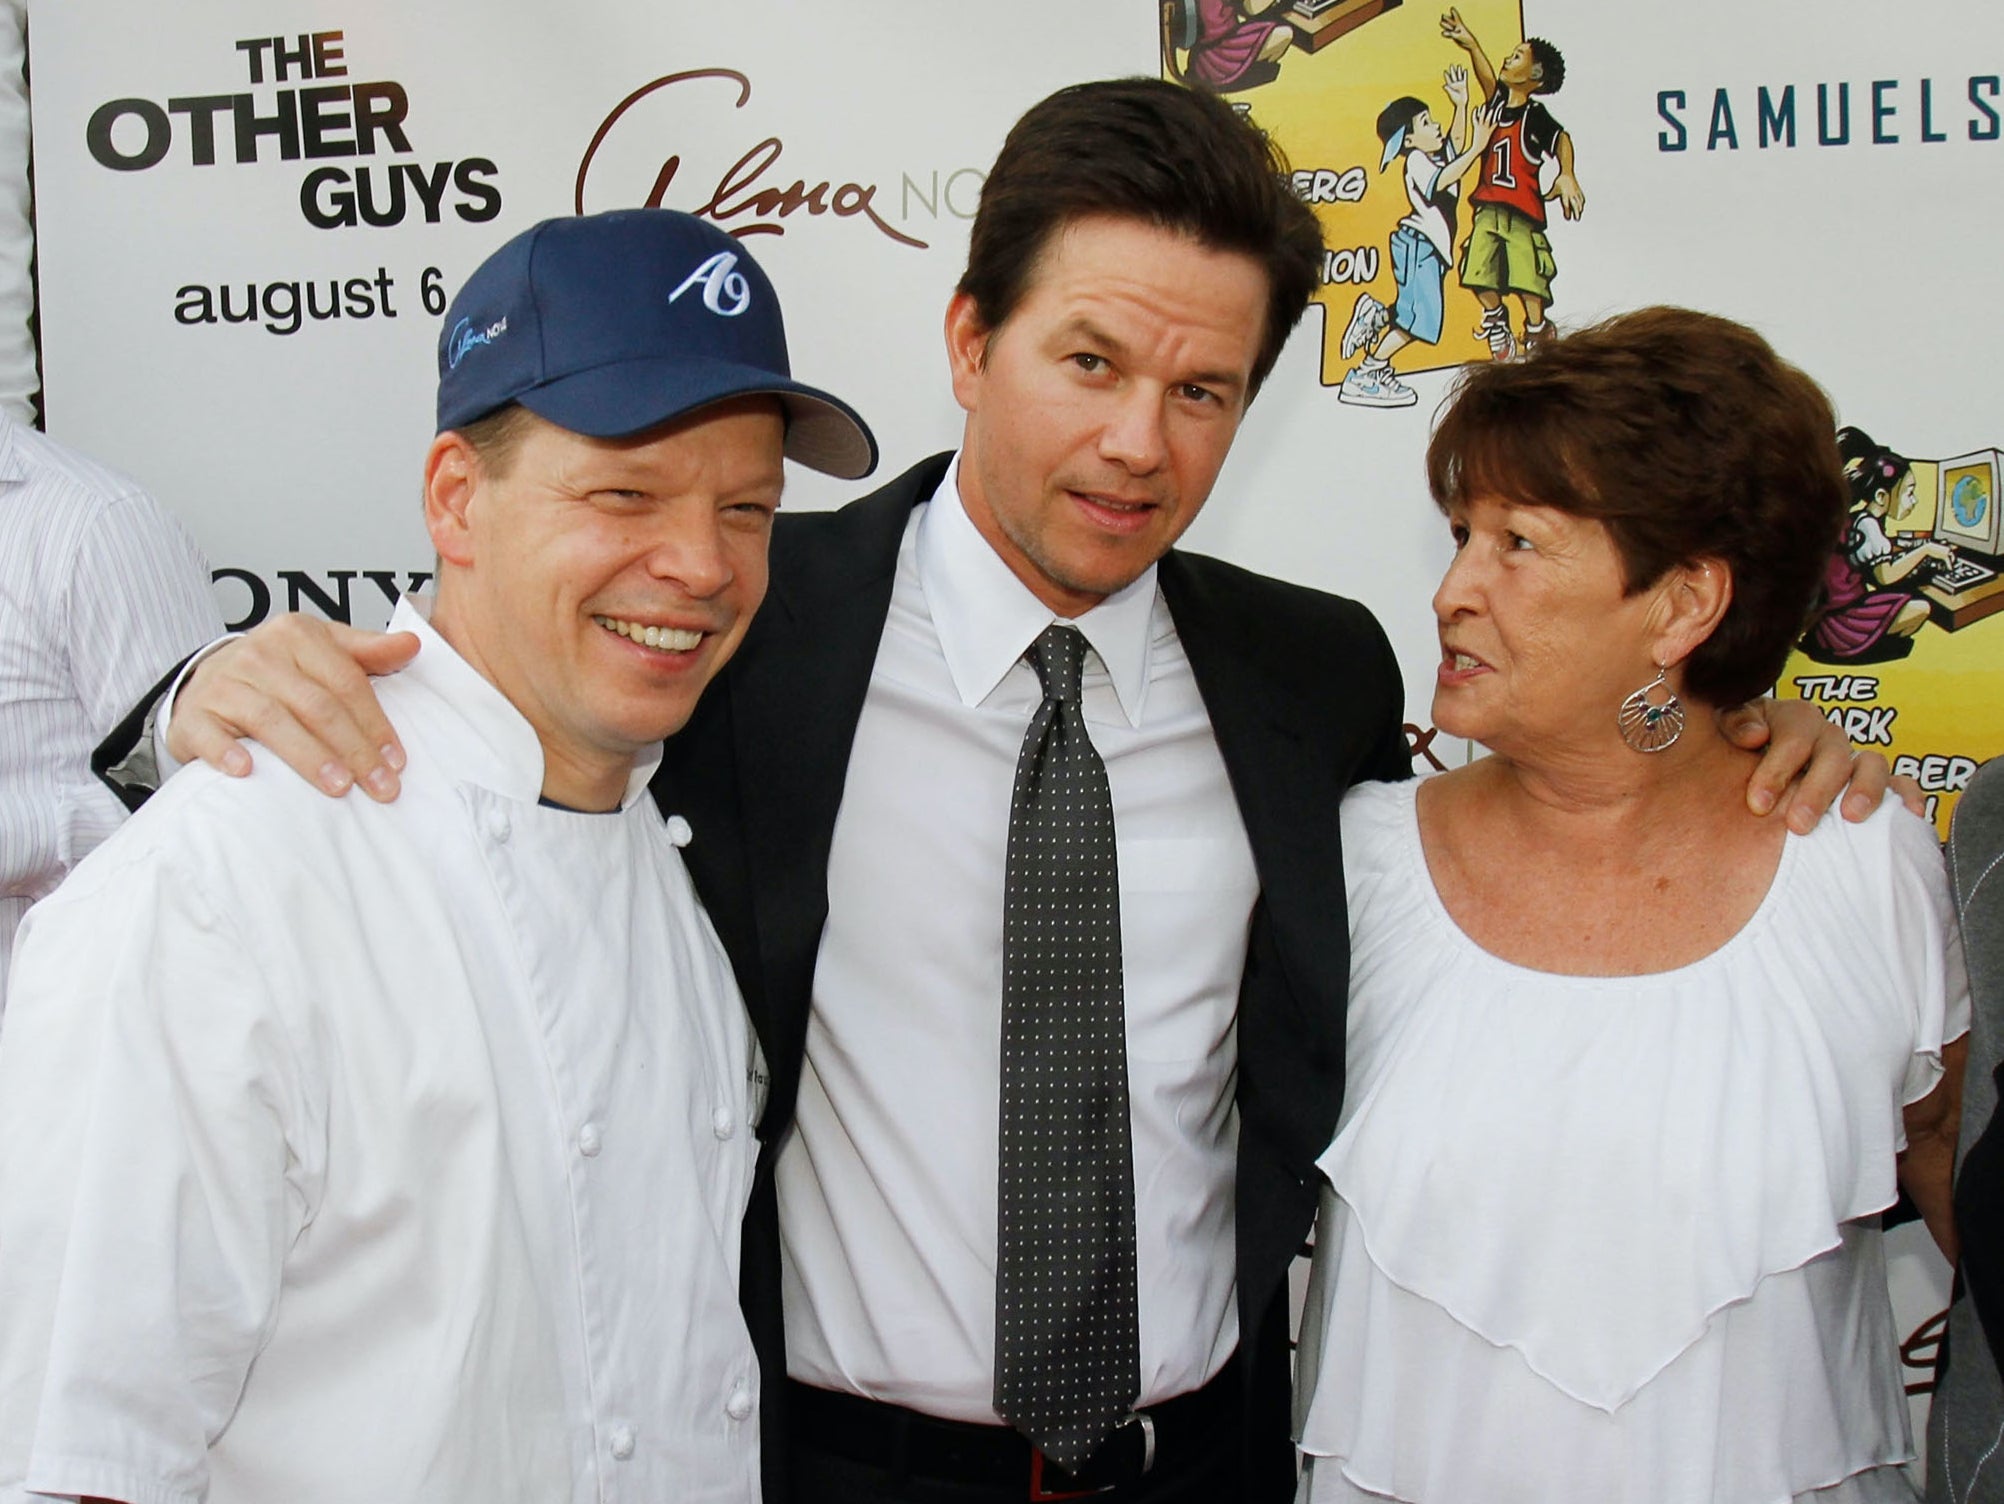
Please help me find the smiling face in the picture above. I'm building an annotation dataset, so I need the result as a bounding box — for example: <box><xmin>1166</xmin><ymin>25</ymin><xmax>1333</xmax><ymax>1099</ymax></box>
<box><xmin>945</xmin><ymin>214</ymin><xmax>1270</xmax><ymax>617</ymax></box>
<box><xmin>426</xmin><ymin>399</ymin><xmax>783</xmax><ymax>808</ymax></box>
<box><xmin>1431</xmin><ymin>495</ymin><xmax>1673</xmax><ymax>759</ymax></box>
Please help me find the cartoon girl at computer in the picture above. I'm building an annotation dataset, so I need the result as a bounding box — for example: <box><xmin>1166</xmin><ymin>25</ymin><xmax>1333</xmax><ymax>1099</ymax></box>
<box><xmin>1163</xmin><ymin>0</ymin><xmax>1294</xmax><ymax>92</ymax></box>
<box><xmin>1802</xmin><ymin>427</ymin><xmax>1954</xmax><ymax>664</ymax></box>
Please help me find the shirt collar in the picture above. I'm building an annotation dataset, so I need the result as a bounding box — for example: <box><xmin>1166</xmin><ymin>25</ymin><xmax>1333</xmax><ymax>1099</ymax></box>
<box><xmin>915</xmin><ymin>453</ymin><xmax>1158</xmax><ymax>726</ymax></box>
<box><xmin>388</xmin><ymin>595</ymin><xmax>663</xmax><ymax>811</ymax></box>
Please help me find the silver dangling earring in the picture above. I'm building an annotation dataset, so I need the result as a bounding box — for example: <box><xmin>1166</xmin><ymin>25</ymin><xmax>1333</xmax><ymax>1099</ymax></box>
<box><xmin>1617</xmin><ymin>664</ymin><xmax>1685</xmax><ymax>753</ymax></box>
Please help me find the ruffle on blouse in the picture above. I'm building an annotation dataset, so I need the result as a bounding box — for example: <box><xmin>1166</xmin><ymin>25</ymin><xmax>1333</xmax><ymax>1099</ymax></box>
<box><xmin>1313</xmin><ymin>947</ymin><xmax>1908</xmax><ymax>1412</ymax></box>
<box><xmin>1295</xmin><ymin>1201</ymin><xmax>1915</xmax><ymax>1503</ymax></box>
<box><xmin>1312</xmin><ymin>781</ymin><xmax>1946</xmax><ymax>1414</ymax></box>
<box><xmin>1288</xmin><ymin>781</ymin><xmax>1958</xmax><ymax>1503</ymax></box>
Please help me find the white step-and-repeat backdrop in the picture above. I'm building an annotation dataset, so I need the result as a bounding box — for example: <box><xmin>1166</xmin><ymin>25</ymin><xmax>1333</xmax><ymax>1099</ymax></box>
<box><xmin>27</xmin><ymin>0</ymin><xmax>2004</xmax><ymax>1467</ymax></box>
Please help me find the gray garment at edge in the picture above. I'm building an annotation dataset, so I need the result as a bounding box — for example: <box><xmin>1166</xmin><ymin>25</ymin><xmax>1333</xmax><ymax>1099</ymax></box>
<box><xmin>1928</xmin><ymin>755</ymin><xmax>2004</xmax><ymax>1503</ymax></box>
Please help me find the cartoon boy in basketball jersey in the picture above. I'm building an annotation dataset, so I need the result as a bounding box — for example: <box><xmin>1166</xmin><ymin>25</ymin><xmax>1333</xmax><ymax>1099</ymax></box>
<box><xmin>1337</xmin><ymin>67</ymin><xmax>1495</xmax><ymax>409</ymax></box>
<box><xmin>1441</xmin><ymin>6</ymin><xmax>1585</xmax><ymax>360</ymax></box>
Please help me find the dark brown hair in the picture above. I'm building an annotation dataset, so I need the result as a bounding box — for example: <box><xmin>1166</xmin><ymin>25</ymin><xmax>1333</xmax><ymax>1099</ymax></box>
<box><xmin>1425</xmin><ymin>306</ymin><xmax>1848</xmax><ymax>707</ymax></box>
<box><xmin>1524</xmin><ymin>38</ymin><xmax>1566</xmax><ymax>95</ymax></box>
<box><xmin>956</xmin><ymin>77</ymin><xmax>1324</xmax><ymax>397</ymax></box>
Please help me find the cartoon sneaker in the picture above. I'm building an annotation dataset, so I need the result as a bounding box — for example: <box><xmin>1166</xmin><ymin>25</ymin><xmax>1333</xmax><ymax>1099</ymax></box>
<box><xmin>1341</xmin><ymin>294</ymin><xmax>1390</xmax><ymax>360</ymax></box>
<box><xmin>1521</xmin><ymin>320</ymin><xmax>1557</xmax><ymax>354</ymax></box>
<box><xmin>1338</xmin><ymin>361</ymin><xmax>1418</xmax><ymax>408</ymax></box>
<box><xmin>1477</xmin><ymin>306</ymin><xmax>1515</xmax><ymax>361</ymax></box>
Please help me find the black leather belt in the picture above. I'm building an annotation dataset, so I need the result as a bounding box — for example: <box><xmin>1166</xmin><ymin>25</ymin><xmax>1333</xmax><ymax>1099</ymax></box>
<box><xmin>788</xmin><ymin>1355</ymin><xmax>1240</xmax><ymax>1498</ymax></box>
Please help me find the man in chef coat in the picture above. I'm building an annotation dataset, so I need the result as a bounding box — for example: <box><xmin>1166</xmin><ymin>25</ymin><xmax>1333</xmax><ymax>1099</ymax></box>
<box><xmin>0</xmin><ymin>207</ymin><xmax>876</xmax><ymax>1504</ymax></box>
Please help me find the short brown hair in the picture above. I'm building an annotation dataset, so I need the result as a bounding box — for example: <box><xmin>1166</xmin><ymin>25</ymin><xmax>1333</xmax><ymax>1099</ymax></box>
<box><xmin>957</xmin><ymin>77</ymin><xmax>1324</xmax><ymax>398</ymax></box>
<box><xmin>454</xmin><ymin>401</ymin><xmax>537</xmax><ymax>478</ymax></box>
<box><xmin>1425</xmin><ymin>307</ymin><xmax>1847</xmax><ymax>708</ymax></box>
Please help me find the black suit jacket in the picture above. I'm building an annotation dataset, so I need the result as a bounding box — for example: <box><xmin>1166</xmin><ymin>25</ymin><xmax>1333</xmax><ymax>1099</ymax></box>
<box><xmin>656</xmin><ymin>454</ymin><xmax>1412</xmax><ymax>1500</ymax></box>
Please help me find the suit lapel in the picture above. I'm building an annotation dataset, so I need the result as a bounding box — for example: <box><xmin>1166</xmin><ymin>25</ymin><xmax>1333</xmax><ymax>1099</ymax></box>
<box><xmin>1161</xmin><ymin>551</ymin><xmax>1365</xmax><ymax>1374</ymax></box>
<box><xmin>1159</xmin><ymin>552</ymin><xmax>1343</xmax><ymax>891</ymax></box>
<box><xmin>727</xmin><ymin>454</ymin><xmax>953</xmax><ymax>1057</ymax></box>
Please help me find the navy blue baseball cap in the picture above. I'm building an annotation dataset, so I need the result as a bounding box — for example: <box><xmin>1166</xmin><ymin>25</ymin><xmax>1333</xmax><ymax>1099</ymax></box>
<box><xmin>435</xmin><ymin>208</ymin><xmax>878</xmax><ymax>480</ymax></box>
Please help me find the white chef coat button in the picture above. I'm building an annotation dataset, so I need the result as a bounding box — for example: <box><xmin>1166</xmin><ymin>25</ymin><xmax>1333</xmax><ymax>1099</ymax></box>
<box><xmin>486</xmin><ymin>809</ymin><xmax>511</xmax><ymax>843</ymax></box>
<box><xmin>725</xmin><ymin>1388</ymin><xmax>754</xmax><ymax>1422</ymax></box>
<box><xmin>712</xmin><ymin>1108</ymin><xmax>736</xmax><ymax>1140</ymax></box>
<box><xmin>665</xmin><ymin>814</ymin><xmax>693</xmax><ymax>848</ymax></box>
<box><xmin>609</xmin><ymin>1424</ymin><xmax>636</xmax><ymax>1460</ymax></box>
<box><xmin>578</xmin><ymin>1122</ymin><xmax>602</xmax><ymax>1158</ymax></box>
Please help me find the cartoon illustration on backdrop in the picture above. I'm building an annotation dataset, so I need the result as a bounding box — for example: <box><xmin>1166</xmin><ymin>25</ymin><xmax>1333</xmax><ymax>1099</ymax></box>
<box><xmin>1782</xmin><ymin>427</ymin><xmax>2004</xmax><ymax>835</ymax></box>
<box><xmin>1440</xmin><ymin>8</ymin><xmax>1583</xmax><ymax>360</ymax></box>
<box><xmin>1336</xmin><ymin>67</ymin><xmax>1494</xmax><ymax>407</ymax></box>
<box><xmin>1162</xmin><ymin>0</ymin><xmax>1294</xmax><ymax>93</ymax></box>
<box><xmin>1161</xmin><ymin>3</ymin><xmax>1588</xmax><ymax>401</ymax></box>
<box><xmin>1803</xmin><ymin>429</ymin><xmax>1957</xmax><ymax>665</ymax></box>
<box><xmin>1162</xmin><ymin>0</ymin><xmax>1406</xmax><ymax>94</ymax></box>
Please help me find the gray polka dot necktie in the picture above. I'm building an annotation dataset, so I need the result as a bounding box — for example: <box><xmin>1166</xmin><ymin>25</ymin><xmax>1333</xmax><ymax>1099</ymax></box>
<box><xmin>994</xmin><ymin>623</ymin><xmax>1140</xmax><ymax>1473</ymax></box>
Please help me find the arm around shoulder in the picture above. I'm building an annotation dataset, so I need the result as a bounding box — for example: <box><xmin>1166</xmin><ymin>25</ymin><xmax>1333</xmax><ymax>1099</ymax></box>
<box><xmin>157</xmin><ymin>613</ymin><xmax>417</xmax><ymax>801</ymax></box>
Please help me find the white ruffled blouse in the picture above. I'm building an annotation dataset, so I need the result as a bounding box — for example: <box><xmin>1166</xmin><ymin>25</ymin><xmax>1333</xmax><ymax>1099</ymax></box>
<box><xmin>1294</xmin><ymin>779</ymin><xmax>1970</xmax><ymax>1504</ymax></box>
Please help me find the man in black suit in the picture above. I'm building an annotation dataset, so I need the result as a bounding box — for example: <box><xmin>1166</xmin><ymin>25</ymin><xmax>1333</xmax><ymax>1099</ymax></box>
<box><xmin>136</xmin><ymin>78</ymin><xmax>1884</xmax><ymax>1504</ymax></box>
<box><xmin>651</xmin><ymin>80</ymin><xmax>1396</xmax><ymax>1502</ymax></box>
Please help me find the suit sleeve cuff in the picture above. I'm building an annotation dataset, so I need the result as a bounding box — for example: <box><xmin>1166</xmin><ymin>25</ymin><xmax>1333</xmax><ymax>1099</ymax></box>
<box><xmin>90</xmin><ymin>633</ymin><xmax>240</xmax><ymax>812</ymax></box>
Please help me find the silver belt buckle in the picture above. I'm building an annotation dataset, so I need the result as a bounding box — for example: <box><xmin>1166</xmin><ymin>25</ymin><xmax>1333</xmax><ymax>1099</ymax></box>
<box><xmin>1026</xmin><ymin>1449</ymin><xmax>1113</xmax><ymax>1499</ymax></box>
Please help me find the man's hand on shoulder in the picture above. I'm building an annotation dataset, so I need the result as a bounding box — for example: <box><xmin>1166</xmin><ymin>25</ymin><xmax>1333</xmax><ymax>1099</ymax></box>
<box><xmin>1721</xmin><ymin>696</ymin><xmax>1920</xmax><ymax>831</ymax></box>
<box><xmin>168</xmin><ymin>614</ymin><xmax>418</xmax><ymax>801</ymax></box>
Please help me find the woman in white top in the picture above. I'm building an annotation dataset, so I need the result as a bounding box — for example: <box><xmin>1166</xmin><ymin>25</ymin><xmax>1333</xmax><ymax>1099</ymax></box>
<box><xmin>1293</xmin><ymin>307</ymin><xmax>1969</xmax><ymax>1504</ymax></box>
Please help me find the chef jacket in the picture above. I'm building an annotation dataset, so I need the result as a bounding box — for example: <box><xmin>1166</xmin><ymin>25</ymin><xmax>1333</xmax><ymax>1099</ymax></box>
<box><xmin>0</xmin><ymin>595</ymin><xmax>762</xmax><ymax>1504</ymax></box>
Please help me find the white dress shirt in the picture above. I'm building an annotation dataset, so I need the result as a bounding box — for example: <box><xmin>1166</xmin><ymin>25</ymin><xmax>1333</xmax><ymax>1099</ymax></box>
<box><xmin>0</xmin><ymin>597</ymin><xmax>762</xmax><ymax>1504</ymax></box>
<box><xmin>781</xmin><ymin>457</ymin><xmax>1259</xmax><ymax>1420</ymax></box>
<box><xmin>0</xmin><ymin>414</ymin><xmax>220</xmax><ymax>1002</ymax></box>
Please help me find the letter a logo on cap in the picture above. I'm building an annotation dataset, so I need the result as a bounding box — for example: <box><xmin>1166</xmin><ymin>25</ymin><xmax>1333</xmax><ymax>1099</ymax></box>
<box><xmin>669</xmin><ymin>251</ymin><xmax>752</xmax><ymax>317</ymax></box>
